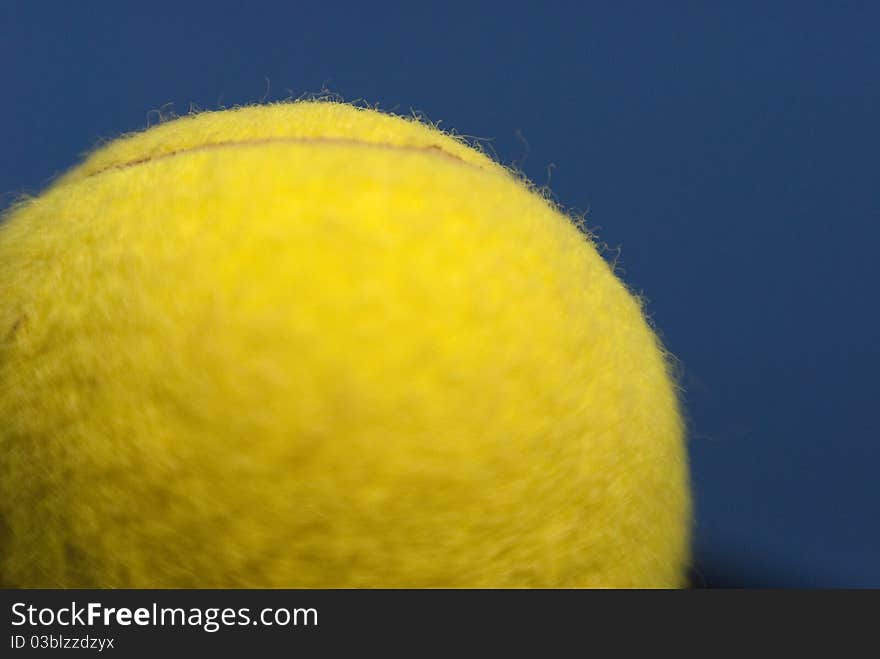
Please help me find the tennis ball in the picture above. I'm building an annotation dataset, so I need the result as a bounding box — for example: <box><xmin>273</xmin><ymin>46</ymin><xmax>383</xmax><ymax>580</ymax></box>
<box><xmin>0</xmin><ymin>101</ymin><xmax>690</xmax><ymax>587</ymax></box>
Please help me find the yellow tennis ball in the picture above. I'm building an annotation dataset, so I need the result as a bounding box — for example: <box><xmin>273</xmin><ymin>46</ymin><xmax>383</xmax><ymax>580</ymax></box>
<box><xmin>0</xmin><ymin>101</ymin><xmax>690</xmax><ymax>588</ymax></box>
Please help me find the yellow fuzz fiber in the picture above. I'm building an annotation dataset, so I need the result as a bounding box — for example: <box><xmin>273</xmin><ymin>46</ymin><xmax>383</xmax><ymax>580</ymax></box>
<box><xmin>0</xmin><ymin>101</ymin><xmax>690</xmax><ymax>587</ymax></box>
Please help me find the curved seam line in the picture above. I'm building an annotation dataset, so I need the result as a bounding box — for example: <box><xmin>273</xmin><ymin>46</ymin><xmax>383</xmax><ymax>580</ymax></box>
<box><xmin>78</xmin><ymin>137</ymin><xmax>490</xmax><ymax>180</ymax></box>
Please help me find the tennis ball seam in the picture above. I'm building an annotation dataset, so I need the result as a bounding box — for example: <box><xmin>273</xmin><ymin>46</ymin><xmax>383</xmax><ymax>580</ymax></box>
<box><xmin>81</xmin><ymin>136</ymin><xmax>483</xmax><ymax>181</ymax></box>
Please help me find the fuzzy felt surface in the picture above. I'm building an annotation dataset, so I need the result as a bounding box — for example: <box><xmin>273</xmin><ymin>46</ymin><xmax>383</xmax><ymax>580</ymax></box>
<box><xmin>0</xmin><ymin>101</ymin><xmax>690</xmax><ymax>587</ymax></box>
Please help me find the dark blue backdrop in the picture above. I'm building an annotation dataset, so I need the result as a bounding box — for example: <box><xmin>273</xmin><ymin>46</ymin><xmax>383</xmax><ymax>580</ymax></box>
<box><xmin>2</xmin><ymin>1</ymin><xmax>878</xmax><ymax>587</ymax></box>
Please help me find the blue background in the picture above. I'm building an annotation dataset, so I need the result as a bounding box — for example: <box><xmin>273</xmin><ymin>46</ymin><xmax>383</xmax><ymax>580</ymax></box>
<box><xmin>2</xmin><ymin>1</ymin><xmax>878</xmax><ymax>587</ymax></box>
